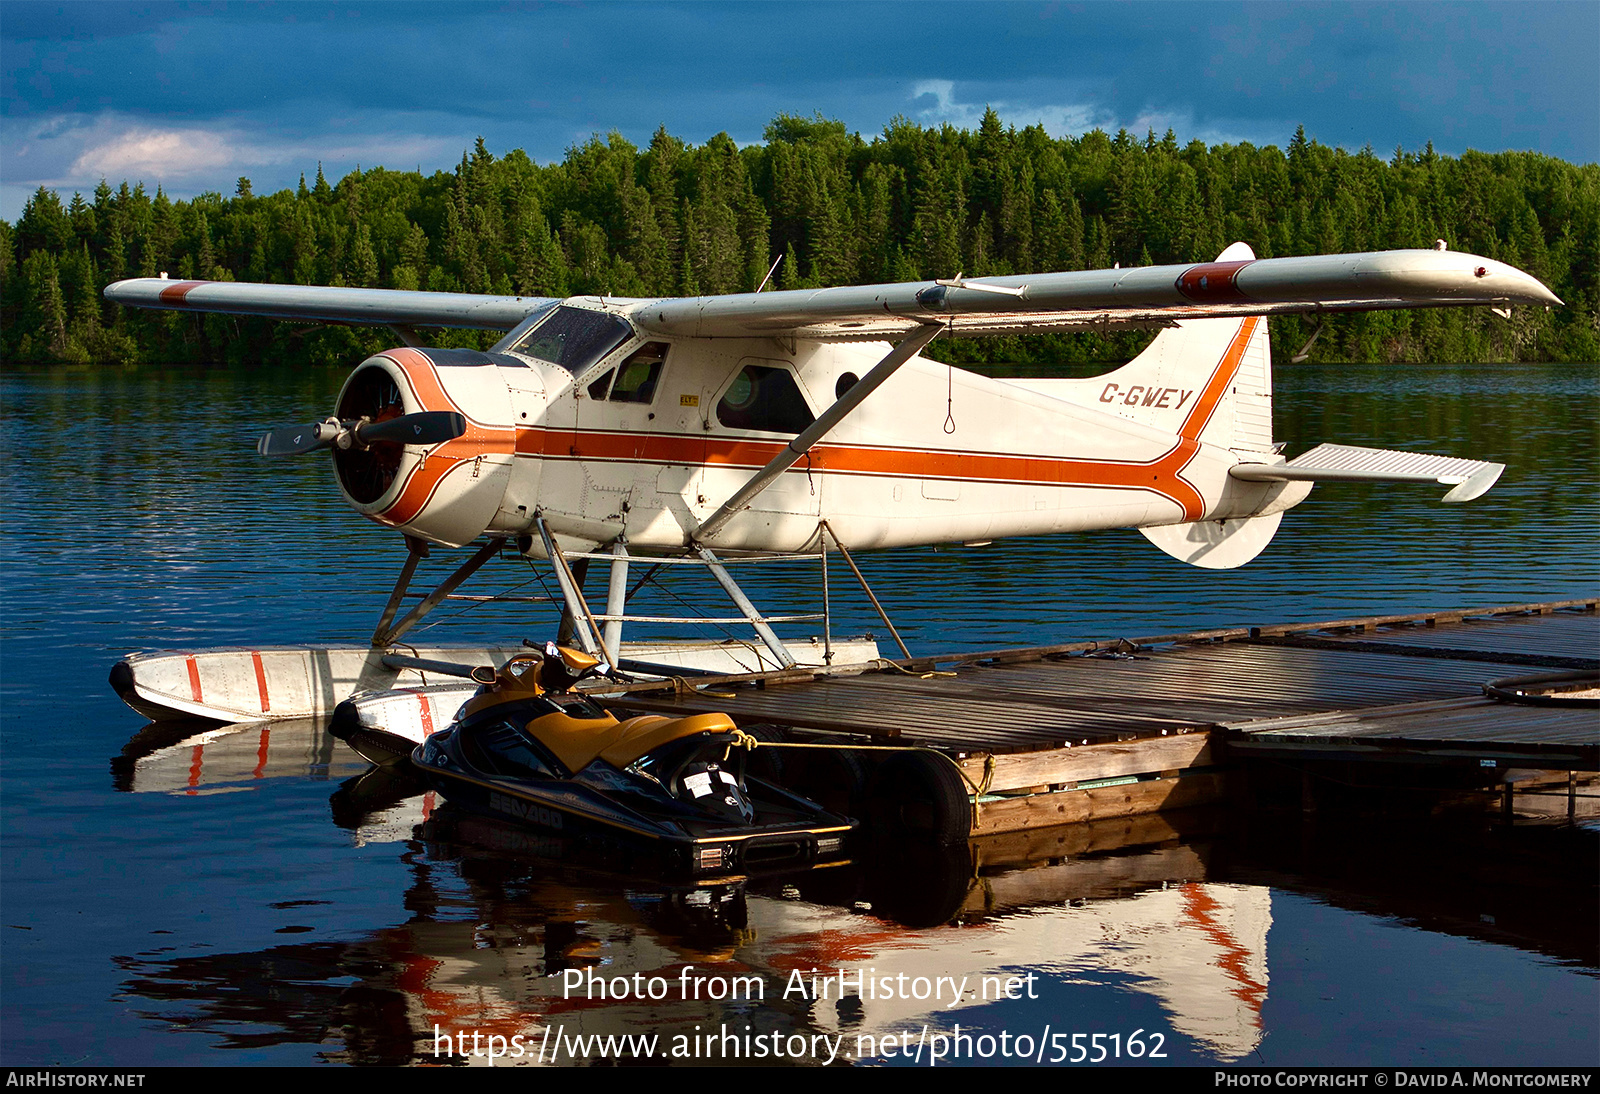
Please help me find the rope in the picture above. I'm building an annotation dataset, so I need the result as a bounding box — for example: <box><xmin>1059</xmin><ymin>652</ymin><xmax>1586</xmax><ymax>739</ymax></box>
<box><xmin>721</xmin><ymin>728</ymin><xmax>761</xmax><ymax>762</ymax></box>
<box><xmin>874</xmin><ymin>658</ymin><xmax>958</xmax><ymax>679</ymax></box>
<box><xmin>667</xmin><ymin>676</ymin><xmax>736</xmax><ymax>699</ymax></box>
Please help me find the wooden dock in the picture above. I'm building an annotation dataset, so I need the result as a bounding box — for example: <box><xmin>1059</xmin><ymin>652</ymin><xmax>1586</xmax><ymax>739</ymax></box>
<box><xmin>599</xmin><ymin>599</ymin><xmax>1598</xmax><ymax>836</ymax></box>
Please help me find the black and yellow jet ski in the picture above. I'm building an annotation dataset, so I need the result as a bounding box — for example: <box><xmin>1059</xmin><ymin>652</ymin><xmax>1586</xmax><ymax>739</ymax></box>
<box><xmin>409</xmin><ymin>644</ymin><xmax>854</xmax><ymax>876</ymax></box>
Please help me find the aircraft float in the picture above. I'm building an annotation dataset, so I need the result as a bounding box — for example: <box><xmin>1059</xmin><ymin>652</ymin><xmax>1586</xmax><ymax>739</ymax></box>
<box><xmin>103</xmin><ymin>242</ymin><xmax>1560</xmax><ymax>726</ymax></box>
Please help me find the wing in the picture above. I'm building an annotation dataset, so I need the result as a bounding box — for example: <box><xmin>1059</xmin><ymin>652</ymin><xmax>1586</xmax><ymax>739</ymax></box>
<box><xmin>105</xmin><ymin>245</ymin><xmax>1560</xmax><ymax>340</ymax></box>
<box><xmin>633</xmin><ymin>247</ymin><xmax>1561</xmax><ymax>341</ymax></box>
<box><xmin>102</xmin><ymin>278</ymin><xmax>554</xmax><ymax>331</ymax></box>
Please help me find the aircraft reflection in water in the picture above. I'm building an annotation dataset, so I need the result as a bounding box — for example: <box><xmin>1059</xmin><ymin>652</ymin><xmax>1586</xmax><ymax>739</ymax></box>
<box><xmin>114</xmin><ymin>730</ymin><xmax>1269</xmax><ymax>1066</ymax></box>
<box><xmin>112</xmin><ymin>717</ymin><xmax>369</xmax><ymax>794</ymax></box>
<box><xmin>112</xmin><ymin>720</ymin><xmax>1595</xmax><ymax>1066</ymax></box>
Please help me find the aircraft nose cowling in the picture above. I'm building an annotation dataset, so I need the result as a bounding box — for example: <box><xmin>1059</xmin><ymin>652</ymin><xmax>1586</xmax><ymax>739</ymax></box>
<box><xmin>332</xmin><ymin>348</ymin><xmax>521</xmax><ymax>547</ymax></box>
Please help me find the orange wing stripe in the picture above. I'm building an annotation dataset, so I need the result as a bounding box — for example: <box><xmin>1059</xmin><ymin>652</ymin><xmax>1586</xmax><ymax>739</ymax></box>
<box><xmin>157</xmin><ymin>281</ymin><xmax>208</xmax><ymax>305</ymax></box>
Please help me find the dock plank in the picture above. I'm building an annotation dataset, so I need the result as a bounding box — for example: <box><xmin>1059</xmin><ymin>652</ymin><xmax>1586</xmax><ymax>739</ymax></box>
<box><xmin>1249</xmin><ymin>605</ymin><xmax>1598</xmax><ymax>666</ymax></box>
<box><xmin>1227</xmin><ymin>696</ymin><xmax>1597</xmax><ymax>768</ymax></box>
<box><xmin>603</xmin><ymin>603</ymin><xmax>1598</xmax><ymax>768</ymax></box>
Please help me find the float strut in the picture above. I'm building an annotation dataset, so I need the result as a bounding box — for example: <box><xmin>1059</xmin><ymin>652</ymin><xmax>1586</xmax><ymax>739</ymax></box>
<box><xmin>820</xmin><ymin>520</ymin><xmax>912</xmax><ymax>659</ymax></box>
<box><xmin>370</xmin><ymin>535</ymin><xmax>430</xmax><ymax>647</ymax></box>
<box><xmin>535</xmin><ymin>515</ymin><xmax>604</xmax><ymax>656</ymax></box>
<box><xmin>696</xmin><ymin>547</ymin><xmax>797</xmax><ymax>669</ymax></box>
<box><xmin>373</xmin><ymin>536</ymin><xmax>505</xmax><ymax>647</ymax></box>
<box><xmin>602</xmin><ymin>540</ymin><xmax>630</xmax><ymax>664</ymax></box>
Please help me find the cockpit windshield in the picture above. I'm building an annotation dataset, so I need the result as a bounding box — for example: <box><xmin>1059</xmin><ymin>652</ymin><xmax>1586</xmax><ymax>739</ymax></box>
<box><xmin>508</xmin><ymin>305</ymin><xmax>634</xmax><ymax>374</ymax></box>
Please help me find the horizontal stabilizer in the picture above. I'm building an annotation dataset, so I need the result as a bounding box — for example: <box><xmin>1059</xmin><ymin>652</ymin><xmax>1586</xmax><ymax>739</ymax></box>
<box><xmin>1229</xmin><ymin>443</ymin><xmax>1504</xmax><ymax>503</ymax></box>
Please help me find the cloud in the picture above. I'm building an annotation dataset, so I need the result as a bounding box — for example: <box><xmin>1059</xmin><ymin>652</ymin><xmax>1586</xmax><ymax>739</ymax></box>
<box><xmin>3</xmin><ymin>111</ymin><xmax>467</xmax><ymax>217</ymax></box>
<box><xmin>59</xmin><ymin>116</ymin><xmax>461</xmax><ymax>181</ymax></box>
<box><xmin>908</xmin><ymin>79</ymin><xmax>1284</xmax><ymax>148</ymax></box>
<box><xmin>910</xmin><ymin>78</ymin><xmax>1114</xmax><ymax>138</ymax></box>
<box><xmin>70</xmin><ymin>125</ymin><xmax>239</xmax><ymax>179</ymax></box>
<box><xmin>4</xmin><ymin>111</ymin><xmax>465</xmax><ymax>206</ymax></box>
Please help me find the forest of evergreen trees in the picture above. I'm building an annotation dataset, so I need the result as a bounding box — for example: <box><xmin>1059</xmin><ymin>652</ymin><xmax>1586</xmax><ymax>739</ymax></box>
<box><xmin>3</xmin><ymin>111</ymin><xmax>1596</xmax><ymax>368</ymax></box>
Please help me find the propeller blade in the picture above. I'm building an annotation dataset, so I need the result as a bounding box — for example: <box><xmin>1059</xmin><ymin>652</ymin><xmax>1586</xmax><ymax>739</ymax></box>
<box><xmin>257</xmin><ymin>420</ymin><xmax>340</xmax><ymax>456</ymax></box>
<box><xmin>355</xmin><ymin>411</ymin><xmax>467</xmax><ymax>447</ymax></box>
<box><xmin>256</xmin><ymin>411</ymin><xmax>464</xmax><ymax>456</ymax></box>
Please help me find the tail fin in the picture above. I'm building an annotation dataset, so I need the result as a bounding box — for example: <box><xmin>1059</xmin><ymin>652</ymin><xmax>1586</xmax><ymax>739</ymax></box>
<box><xmin>1070</xmin><ymin>242</ymin><xmax>1276</xmax><ymax>454</ymax></box>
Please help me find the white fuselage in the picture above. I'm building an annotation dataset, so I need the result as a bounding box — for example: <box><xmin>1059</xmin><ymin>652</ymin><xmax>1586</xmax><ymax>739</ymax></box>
<box><xmin>342</xmin><ymin>316</ymin><xmax>1295</xmax><ymax>555</ymax></box>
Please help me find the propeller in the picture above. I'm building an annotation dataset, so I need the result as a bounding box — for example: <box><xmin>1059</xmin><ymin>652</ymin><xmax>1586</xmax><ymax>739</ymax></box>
<box><xmin>257</xmin><ymin>411</ymin><xmax>466</xmax><ymax>456</ymax></box>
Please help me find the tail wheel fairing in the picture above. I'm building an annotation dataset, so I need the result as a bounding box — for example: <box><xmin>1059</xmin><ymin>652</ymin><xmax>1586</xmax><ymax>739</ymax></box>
<box><xmin>334</xmin><ymin>365</ymin><xmax>407</xmax><ymax>504</ymax></box>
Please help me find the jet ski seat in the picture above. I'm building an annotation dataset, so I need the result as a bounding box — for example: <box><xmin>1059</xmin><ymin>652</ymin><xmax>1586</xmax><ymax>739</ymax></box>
<box><xmin>532</xmin><ymin>711</ymin><xmax>738</xmax><ymax>773</ymax></box>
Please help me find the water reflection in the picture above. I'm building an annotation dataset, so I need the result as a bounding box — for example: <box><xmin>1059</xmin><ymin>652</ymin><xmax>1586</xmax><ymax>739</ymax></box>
<box><xmin>5</xmin><ymin>362</ymin><xmax>1596</xmax><ymax>1066</ymax></box>
<box><xmin>105</xmin><ymin>746</ymin><xmax>1597</xmax><ymax>1066</ymax></box>
<box><xmin>115</xmin><ymin>785</ymin><xmax>1270</xmax><ymax>1065</ymax></box>
<box><xmin>112</xmin><ymin>717</ymin><xmax>368</xmax><ymax>794</ymax></box>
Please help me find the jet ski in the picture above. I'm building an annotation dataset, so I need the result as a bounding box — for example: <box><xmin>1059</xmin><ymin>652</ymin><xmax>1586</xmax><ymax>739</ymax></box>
<box><xmin>409</xmin><ymin>644</ymin><xmax>855</xmax><ymax>876</ymax></box>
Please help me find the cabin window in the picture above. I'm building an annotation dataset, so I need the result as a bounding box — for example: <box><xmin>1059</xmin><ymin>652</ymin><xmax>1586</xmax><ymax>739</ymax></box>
<box><xmin>510</xmin><ymin>306</ymin><xmax>633</xmax><ymax>374</ymax></box>
<box><xmin>716</xmin><ymin>365</ymin><xmax>815</xmax><ymax>434</ymax></box>
<box><xmin>587</xmin><ymin>342</ymin><xmax>668</xmax><ymax>403</ymax></box>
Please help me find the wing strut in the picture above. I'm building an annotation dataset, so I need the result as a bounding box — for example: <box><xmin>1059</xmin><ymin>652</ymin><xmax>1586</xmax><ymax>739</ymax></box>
<box><xmin>693</xmin><ymin>322</ymin><xmax>944</xmax><ymax>543</ymax></box>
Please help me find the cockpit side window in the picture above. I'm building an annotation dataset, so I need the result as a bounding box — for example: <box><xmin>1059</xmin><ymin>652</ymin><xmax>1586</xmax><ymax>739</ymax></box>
<box><xmin>609</xmin><ymin>342</ymin><xmax>667</xmax><ymax>404</ymax></box>
<box><xmin>509</xmin><ymin>306</ymin><xmax>633</xmax><ymax>374</ymax></box>
<box><xmin>584</xmin><ymin>342</ymin><xmax>668</xmax><ymax>404</ymax></box>
<box><xmin>716</xmin><ymin>365</ymin><xmax>816</xmax><ymax>434</ymax></box>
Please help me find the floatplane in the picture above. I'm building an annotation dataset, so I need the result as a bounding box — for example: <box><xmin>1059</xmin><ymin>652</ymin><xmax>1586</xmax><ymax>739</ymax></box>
<box><xmin>104</xmin><ymin>242</ymin><xmax>1559</xmax><ymax>730</ymax></box>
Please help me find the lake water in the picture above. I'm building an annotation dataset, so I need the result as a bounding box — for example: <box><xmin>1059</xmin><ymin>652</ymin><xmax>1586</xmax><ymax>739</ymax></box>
<box><xmin>1</xmin><ymin>359</ymin><xmax>1596</xmax><ymax>1067</ymax></box>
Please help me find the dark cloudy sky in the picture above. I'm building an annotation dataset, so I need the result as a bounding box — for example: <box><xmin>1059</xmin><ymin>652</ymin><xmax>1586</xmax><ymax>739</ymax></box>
<box><xmin>3</xmin><ymin>1</ymin><xmax>1595</xmax><ymax>220</ymax></box>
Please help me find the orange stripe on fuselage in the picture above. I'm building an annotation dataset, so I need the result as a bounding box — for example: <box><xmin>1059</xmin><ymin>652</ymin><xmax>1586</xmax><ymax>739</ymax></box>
<box><xmin>523</xmin><ymin>425</ymin><xmax>1205</xmax><ymax>512</ymax></box>
<box><xmin>526</xmin><ymin>319</ymin><xmax>1254</xmax><ymax>522</ymax></box>
<box><xmin>1179</xmin><ymin>317</ymin><xmax>1257</xmax><ymax>443</ymax></box>
<box><xmin>375</xmin><ymin>349</ymin><xmax>515</xmax><ymax>527</ymax></box>
<box><xmin>1160</xmin><ymin>316</ymin><xmax>1258</xmax><ymax>519</ymax></box>
<box><xmin>367</xmin><ymin>322</ymin><xmax>1255</xmax><ymax>531</ymax></box>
